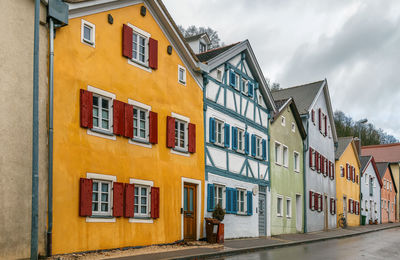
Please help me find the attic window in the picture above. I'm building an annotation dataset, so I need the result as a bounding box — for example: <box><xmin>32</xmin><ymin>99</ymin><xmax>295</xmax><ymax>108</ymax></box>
<box><xmin>178</xmin><ymin>65</ymin><xmax>187</xmax><ymax>85</ymax></box>
<box><xmin>291</xmin><ymin>122</ymin><xmax>296</xmax><ymax>132</ymax></box>
<box><xmin>81</xmin><ymin>19</ymin><xmax>95</xmax><ymax>47</ymax></box>
<box><xmin>200</xmin><ymin>42</ymin><xmax>207</xmax><ymax>53</ymax></box>
<box><xmin>216</xmin><ymin>69</ymin><xmax>223</xmax><ymax>82</ymax></box>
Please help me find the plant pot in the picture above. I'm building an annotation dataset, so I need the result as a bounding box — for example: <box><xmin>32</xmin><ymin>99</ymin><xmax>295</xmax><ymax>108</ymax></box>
<box><xmin>205</xmin><ymin>218</ymin><xmax>220</xmax><ymax>244</ymax></box>
<box><xmin>369</xmin><ymin>219</ymin><xmax>373</xmax><ymax>224</ymax></box>
<box><xmin>374</xmin><ymin>220</ymin><xmax>378</xmax><ymax>224</ymax></box>
<box><xmin>217</xmin><ymin>223</ymin><xmax>224</xmax><ymax>244</ymax></box>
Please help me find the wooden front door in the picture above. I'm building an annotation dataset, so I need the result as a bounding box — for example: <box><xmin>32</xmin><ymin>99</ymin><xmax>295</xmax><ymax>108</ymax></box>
<box><xmin>184</xmin><ymin>183</ymin><xmax>196</xmax><ymax>240</ymax></box>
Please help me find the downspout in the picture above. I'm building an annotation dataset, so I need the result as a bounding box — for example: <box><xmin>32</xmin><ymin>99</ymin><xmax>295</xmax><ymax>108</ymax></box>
<box><xmin>267</xmin><ymin>112</ymin><xmax>271</xmax><ymax>191</ymax></box>
<box><xmin>47</xmin><ymin>17</ymin><xmax>55</xmax><ymax>257</ymax></box>
<box><xmin>303</xmin><ymin>115</ymin><xmax>309</xmax><ymax>233</ymax></box>
<box><xmin>31</xmin><ymin>0</ymin><xmax>40</xmax><ymax>259</ymax></box>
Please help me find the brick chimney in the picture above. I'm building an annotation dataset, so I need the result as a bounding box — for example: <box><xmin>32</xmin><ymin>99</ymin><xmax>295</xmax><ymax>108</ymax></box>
<box><xmin>354</xmin><ymin>137</ymin><xmax>361</xmax><ymax>156</ymax></box>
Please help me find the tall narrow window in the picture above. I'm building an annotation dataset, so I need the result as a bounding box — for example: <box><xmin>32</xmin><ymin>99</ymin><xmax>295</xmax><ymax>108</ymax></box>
<box><xmin>214</xmin><ymin>185</ymin><xmax>224</xmax><ymax>208</ymax></box>
<box><xmin>178</xmin><ymin>65</ymin><xmax>187</xmax><ymax>85</ymax></box>
<box><xmin>237</xmin><ymin>189</ymin><xmax>246</xmax><ymax>214</ymax></box>
<box><xmin>283</xmin><ymin>146</ymin><xmax>289</xmax><ymax>167</ymax></box>
<box><xmin>133</xmin><ymin>107</ymin><xmax>148</xmax><ymax>141</ymax></box>
<box><xmin>294</xmin><ymin>152</ymin><xmax>300</xmax><ymax>172</ymax></box>
<box><xmin>237</xmin><ymin>128</ymin><xmax>245</xmax><ymax>152</ymax></box>
<box><xmin>275</xmin><ymin>142</ymin><xmax>282</xmax><ymax>165</ymax></box>
<box><xmin>92</xmin><ymin>94</ymin><xmax>111</xmax><ymax>132</ymax></box>
<box><xmin>286</xmin><ymin>198</ymin><xmax>292</xmax><ymax>218</ymax></box>
<box><xmin>215</xmin><ymin>119</ymin><xmax>224</xmax><ymax>146</ymax></box>
<box><xmin>134</xmin><ymin>185</ymin><xmax>150</xmax><ymax>217</ymax></box>
<box><xmin>277</xmin><ymin>196</ymin><xmax>283</xmax><ymax>216</ymax></box>
<box><xmin>255</xmin><ymin>136</ymin><xmax>262</xmax><ymax>158</ymax></box>
<box><xmin>92</xmin><ymin>180</ymin><xmax>112</xmax><ymax>216</ymax></box>
<box><xmin>242</xmin><ymin>78</ymin><xmax>248</xmax><ymax>95</ymax></box>
<box><xmin>132</xmin><ymin>32</ymin><xmax>147</xmax><ymax>64</ymax></box>
<box><xmin>174</xmin><ymin>119</ymin><xmax>187</xmax><ymax>150</ymax></box>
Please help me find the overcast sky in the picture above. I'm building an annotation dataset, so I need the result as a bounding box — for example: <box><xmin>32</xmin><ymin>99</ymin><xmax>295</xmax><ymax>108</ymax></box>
<box><xmin>164</xmin><ymin>0</ymin><xmax>400</xmax><ymax>140</ymax></box>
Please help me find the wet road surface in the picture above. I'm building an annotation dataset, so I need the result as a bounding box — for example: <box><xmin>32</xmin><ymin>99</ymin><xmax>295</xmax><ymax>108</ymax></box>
<box><xmin>219</xmin><ymin>227</ymin><xmax>400</xmax><ymax>260</ymax></box>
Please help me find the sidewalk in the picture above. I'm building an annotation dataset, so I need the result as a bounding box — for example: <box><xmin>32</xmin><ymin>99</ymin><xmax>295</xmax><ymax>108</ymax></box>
<box><xmin>84</xmin><ymin>223</ymin><xmax>400</xmax><ymax>260</ymax></box>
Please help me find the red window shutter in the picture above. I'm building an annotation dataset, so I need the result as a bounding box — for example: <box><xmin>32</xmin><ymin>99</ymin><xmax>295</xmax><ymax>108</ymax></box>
<box><xmin>151</xmin><ymin>187</ymin><xmax>160</xmax><ymax>219</ymax></box>
<box><xmin>166</xmin><ymin>116</ymin><xmax>175</xmax><ymax>148</ymax></box>
<box><xmin>314</xmin><ymin>193</ymin><xmax>319</xmax><ymax>211</ymax></box>
<box><xmin>353</xmin><ymin>200</ymin><xmax>356</xmax><ymax>214</ymax></box>
<box><xmin>149</xmin><ymin>38</ymin><xmax>158</xmax><ymax>70</ymax></box>
<box><xmin>309</xmin><ymin>191</ymin><xmax>313</xmax><ymax>210</ymax></box>
<box><xmin>311</xmin><ymin>109</ymin><xmax>315</xmax><ymax>123</ymax></box>
<box><xmin>124</xmin><ymin>103</ymin><xmax>133</xmax><ymax>139</ymax></box>
<box><xmin>80</xmin><ymin>89</ymin><xmax>93</xmax><ymax>129</ymax></box>
<box><xmin>124</xmin><ymin>183</ymin><xmax>135</xmax><ymax>218</ymax></box>
<box><xmin>149</xmin><ymin>111</ymin><xmax>158</xmax><ymax>144</ymax></box>
<box><xmin>318</xmin><ymin>108</ymin><xmax>321</xmax><ymax>130</ymax></box>
<box><xmin>309</xmin><ymin>147</ymin><xmax>313</xmax><ymax>168</ymax></box>
<box><xmin>321</xmin><ymin>155</ymin><xmax>324</xmax><ymax>174</ymax></box>
<box><xmin>330</xmin><ymin>198</ymin><xmax>332</xmax><ymax>214</ymax></box>
<box><xmin>113</xmin><ymin>182</ymin><xmax>124</xmax><ymax>217</ymax></box>
<box><xmin>356</xmin><ymin>174</ymin><xmax>359</xmax><ymax>184</ymax></box>
<box><xmin>188</xmin><ymin>123</ymin><xmax>196</xmax><ymax>153</ymax></box>
<box><xmin>122</xmin><ymin>24</ymin><xmax>133</xmax><ymax>59</ymax></box>
<box><xmin>320</xmin><ymin>194</ymin><xmax>323</xmax><ymax>211</ymax></box>
<box><xmin>346</xmin><ymin>163</ymin><xmax>349</xmax><ymax>179</ymax></box>
<box><xmin>324</xmin><ymin>115</ymin><xmax>327</xmax><ymax>136</ymax></box>
<box><xmin>113</xmin><ymin>100</ymin><xmax>125</xmax><ymax>135</ymax></box>
<box><xmin>79</xmin><ymin>178</ymin><xmax>93</xmax><ymax>217</ymax></box>
<box><xmin>316</xmin><ymin>152</ymin><xmax>320</xmax><ymax>172</ymax></box>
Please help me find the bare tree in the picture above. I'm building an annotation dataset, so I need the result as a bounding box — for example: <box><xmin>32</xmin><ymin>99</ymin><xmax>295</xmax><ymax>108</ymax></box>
<box><xmin>179</xmin><ymin>25</ymin><xmax>222</xmax><ymax>49</ymax></box>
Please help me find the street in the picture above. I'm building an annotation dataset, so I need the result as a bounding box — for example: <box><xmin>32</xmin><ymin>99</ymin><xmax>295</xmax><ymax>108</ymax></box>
<box><xmin>220</xmin><ymin>227</ymin><xmax>400</xmax><ymax>260</ymax></box>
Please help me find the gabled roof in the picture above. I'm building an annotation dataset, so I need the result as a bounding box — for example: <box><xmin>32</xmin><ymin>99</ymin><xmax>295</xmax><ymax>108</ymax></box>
<box><xmin>185</xmin><ymin>33</ymin><xmax>211</xmax><ymax>44</ymax></box>
<box><xmin>197</xmin><ymin>43</ymin><xmax>240</xmax><ymax>62</ymax></box>
<box><xmin>376</xmin><ymin>162</ymin><xmax>397</xmax><ymax>193</ymax></box>
<box><xmin>271</xmin><ymin>98</ymin><xmax>307</xmax><ymax>140</ymax></box>
<box><xmin>360</xmin><ymin>156</ymin><xmax>383</xmax><ymax>187</ymax></box>
<box><xmin>361</xmin><ymin>143</ymin><xmax>400</xmax><ymax>163</ymax></box>
<box><xmin>335</xmin><ymin>137</ymin><xmax>353</xmax><ymax>160</ymax></box>
<box><xmin>271</xmin><ymin>80</ymin><xmax>324</xmax><ymax>115</ymax></box>
<box><xmin>196</xmin><ymin>40</ymin><xmax>277</xmax><ymax>113</ymax></box>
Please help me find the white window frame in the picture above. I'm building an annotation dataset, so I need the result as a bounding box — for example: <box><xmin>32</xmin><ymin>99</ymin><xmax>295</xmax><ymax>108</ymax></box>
<box><xmin>275</xmin><ymin>142</ymin><xmax>282</xmax><ymax>165</ymax></box>
<box><xmin>234</xmin><ymin>74</ymin><xmax>240</xmax><ymax>91</ymax></box>
<box><xmin>214</xmin><ymin>119</ymin><xmax>225</xmax><ymax>147</ymax></box>
<box><xmin>133</xmin><ymin>106</ymin><xmax>149</xmax><ymax>142</ymax></box>
<box><xmin>294</xmin><ymin>151</ymin><xmax>300</xmax><ymax>172</ymax></box>
<box><xmin>282</xmin><ymin>145</ymin><xmax>289</xmax><ymax>168</ymax></box>
<box><xmin>134</xmin><ymin>184</ymin><xmax>151</xmax><ymax>218</ymax></box>
<box><xmin>81</xmin><ymin>19</ymin><xmax>95</xmax><ymax>47</ymax></box>
<box><xmin>291</xmin><ymin>122</ymin><xmax>296</xmax><ymax>133</ymax></box>
<box><xmin>178</xmin><ymin>65</ymin><xmax>187</xmax><ymax>86</ymax></box>
<box><xmin>216</xmin><ymin>69</ymin><xmax>223</xmax><ymax>82</ymax></box>
<box><xmin>236</xmin><ymin>188</ymin><xmax>246</xmax><ymax>214</ymax></box>
<box><xmin>199</xmin><ymin>42</ymin><xmax>207</xmax><ymax>53</ymax></box>
<box><xmin>87</xmin><ymin>86</ymin><xmax>116</xmax><ymax>140</ymax></box>
<box><xmin>129</xmin><ymin>178</ymin><xmax>154</xmax><ymax>223</ymax></box>
<box><xmin>286</xmin><ymin>197</ymin><xmax>292</xmax><ymax>218</ymax></box>
<box><xmin>242</xmin><ymin>78</ymin><xmax>248</xmax><ymax>95</ymax></box>
<box><xmin>214</xmin><ymin>184</ymin><xmax>225</xmax><ymax>209</ymax></box>
<box><xmin>340</xmin><ymin>165</ymin><xmax>344</xmax><ymax>178</ymax></box>
<box><xmin>128</xmin><ymin>99</ymin><xmax>152</xmax><ymax>147</ymax></box>
<box><xmin>86</xmin><ymin>172</ymin><xmax>117</xmax><ymax>223</ymax></box>
<box><xmin>171</xmin><ymin>112</ymin><xmax>190</xmax><ymax>156</ymax></box>
<box><xmin>237</xmin><ymin>128</ymin><xmax>245</xmax><ymax>153</ymax></box>
<box><xmin>175</xmin><ymin>118</ymin><xmax>188</xmax><ymax>152</ymax></box>
<box><xmin>255</xmin><ymin>135</ymin><xmax>262</xmax><ymax>159</ymax></box>
<box><xmin>277</xmin><ymin>195</ymin><xmax>283</xmax><ymax>217</ymax></box>
<box><xmin>281</xmin><ymin>116</ymin><xmax>286</xmax><ymax>126</ymax></box>
<box><xmin>92</xmin><ymin>94</ymin><xmax>112</xmax><ymax>133</ymax></box>
<box><xmin>131</xmin><ymin>26</ymin><xmax>149</xmax><ymax>66</ymax></box>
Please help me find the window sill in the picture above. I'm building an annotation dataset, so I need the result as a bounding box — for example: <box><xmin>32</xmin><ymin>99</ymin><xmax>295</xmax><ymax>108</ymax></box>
<box><xmin>236</xmin><ymin>213</ymin><xmax>248</xmax><ymax>216</ymax></box>
<box><xmin>128</xmin><ymin>59</ymin><xmax>152</xmax><ymax>73</ymax></box>
<box><xmin>87</xmin><ymin>128</ymin><xmax>116</xmax><ymax>140</ymax></box>
<box><xmin>129</xmin><ymin>138</ymin><xmax>152</xmax><ymax>149</ymax></box>
<box><xmin>171</xmin><ymin>148</ymin><xmax>190</xmax><ymax>157</ymax></box>
<box><xmin>178</xmin><ymin>80</ymin><xmax>187</xmax><ymax>86</ymax></box>
<box><xmin>86</xmin><ymin>216</ymin><xmax>116</xmax><ymax>223</ymax></box>
<box><xmin>81</xmin><ymin>39</ymin><xmax>95</xmax><ymax>48</ymax></box>
<box><xmin>215</xmin><ymin>143</ymin><xmax>225</xmax><ymax>148</ymax></box>
<box><xmin>277</xmin><ymin>214</ymin><xmax>283</xmax><ymax>218</ymax></box>
<box><xmin>129</xmin><ymin>217</ymin><xmax>154</xmax><ymax>224</ymax></box>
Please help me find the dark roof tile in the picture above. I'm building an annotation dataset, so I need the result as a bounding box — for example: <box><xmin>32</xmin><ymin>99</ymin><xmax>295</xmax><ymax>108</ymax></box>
<box><xmin>196</xmin><ymin>42</ymin><xmax>240</xmax><ymax>62</ymax></box>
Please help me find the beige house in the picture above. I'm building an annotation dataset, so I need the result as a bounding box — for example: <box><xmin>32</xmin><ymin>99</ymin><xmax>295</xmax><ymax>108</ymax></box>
<box><xmin>0</xmin><ymin>1</ymin><xmax>48</xmax><ymax>258</ymax></box>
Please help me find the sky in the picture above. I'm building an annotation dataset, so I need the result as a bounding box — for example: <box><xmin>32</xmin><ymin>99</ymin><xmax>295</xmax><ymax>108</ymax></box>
<box><xmin>164</xmin><ymin>0</ymin><xmax>400</xmax><ymax>140</ymax></box>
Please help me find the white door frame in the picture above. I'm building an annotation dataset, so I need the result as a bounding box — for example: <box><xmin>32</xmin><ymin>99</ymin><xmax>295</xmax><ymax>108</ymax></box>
<box><xmin>181</xmin><ymin>177</ymin><xmax>202</xmax><ymax>240</ymax></box>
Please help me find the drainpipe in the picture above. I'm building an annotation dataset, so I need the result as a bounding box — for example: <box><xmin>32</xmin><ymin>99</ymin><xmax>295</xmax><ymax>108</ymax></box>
<box><xmin>47</xmin><ymin>17</ymin><xmax>55</xmax><ymax>257</ymax></box>
<box><xmin>303</xmin><ymin>115</ymin><xmax>309</xmax><ymax>233</ymax></box>
<box><xmin>31</xmin><ymin>0</ymin><xmax>40</xmax><ymax>259</ymax></box>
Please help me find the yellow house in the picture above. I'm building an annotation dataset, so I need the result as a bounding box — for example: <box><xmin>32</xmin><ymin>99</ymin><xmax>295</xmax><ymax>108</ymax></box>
<box><xmin>335</xmin><ymin>137</ymin><xmax>361</xmax><ymax>226</ymax></box>
<box><xmin>52</xmin><ymin>0</ymin><xmax>204</xmax><ymax>254</ymax></box>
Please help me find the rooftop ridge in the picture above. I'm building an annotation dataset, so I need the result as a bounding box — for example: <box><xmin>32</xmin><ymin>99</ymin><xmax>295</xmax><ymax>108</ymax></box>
<box><xmin>272</xmin><ymin>80</ymin><xmax>325</xmax><ymax>93</ymax></box>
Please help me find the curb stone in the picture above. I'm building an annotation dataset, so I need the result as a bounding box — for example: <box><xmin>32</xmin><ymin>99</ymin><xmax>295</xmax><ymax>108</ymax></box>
<box><xmin>169</xmin><ymin>224</ymin><xmax>400</xmax><ymax>260</ymax></box>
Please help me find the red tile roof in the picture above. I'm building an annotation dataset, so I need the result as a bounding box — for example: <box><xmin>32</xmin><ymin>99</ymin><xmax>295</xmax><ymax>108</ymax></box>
<box><xmin>361</xmin><ymin>143</ymin><xmax>400</xmax><ymax>162</ymax></box>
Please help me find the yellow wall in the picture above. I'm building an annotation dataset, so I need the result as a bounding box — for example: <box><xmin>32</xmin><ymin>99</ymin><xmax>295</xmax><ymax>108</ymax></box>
<box><xmin>52</xmin><ymin>4</ymin><xmax>204</xmax><ymax>254</ymax></box>
<box><xmin>335</xmin><ymin>142</ymin><xmax>360</xmax><ymax>226</ymax></box>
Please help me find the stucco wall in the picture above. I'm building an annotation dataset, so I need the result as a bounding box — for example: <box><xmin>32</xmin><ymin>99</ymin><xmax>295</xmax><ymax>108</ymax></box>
<box><xmin>270</xmin><ymin>105</ymin><xmax>304</xmax><ymax>235</ymax></box>
<box><xmin>389</xmin><ymin>163</ymin><xmax>399</xmax><ymax>222</ymax></box>
<box><xmin>304</xmin><ymin>88</ymin><xmax>336</xmax><ymax>232</ymax></box>
<box><xmin>360</xmin><ymin>162</ymin><xmax>381</xmax><ymax>224</ymax></box>
<box><xmin>335</xmin><ymin>142</ymin><xmax>360</xmax><ymax>227</ymax></box>
<box><xmin>52</xmin><ymin>4</ymin><xmax>204</xmax><ymax>254</ymax></box>
<box><xmin>381</xmin><ymin>168</ymin><xmax>396</xmax><ymax>223</ymax></box>
<box><xmin>0</xmin><ymin>1</ymin><xmax>48</xmax><ymax>258</ymax></box>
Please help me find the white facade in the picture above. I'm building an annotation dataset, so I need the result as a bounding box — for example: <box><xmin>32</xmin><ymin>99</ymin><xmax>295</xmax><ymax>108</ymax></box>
<box><xmin>360</xmin><ymin>159</ymin><xmax>381</xmax><ymax>224</ymax></box>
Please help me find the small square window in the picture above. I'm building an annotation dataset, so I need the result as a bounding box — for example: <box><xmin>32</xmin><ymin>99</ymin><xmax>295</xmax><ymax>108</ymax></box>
<box><xmin>215</xmin><ymin>119</ymin><xmax>224</xmax><ymax>146</ymax></box>
<box><xmin>237</xmin><ymin>189</ymin><xmax>246</xmax><ymax>214</ymax></box>
<box><xmin>277</xmin><ymin>196</ymin><xmax>283</xmax><ymax>217</ymax></box>
<box><xmin>286</xmin><ymin>198</ymin><xmax>292</xmax><ymax>218</ymax></box>
<box><xmin>174</xmin><ymin>119</ymin><xmax>188</xmax><ymax>151</ymax></box>
<box><xmin>291</xmin><ymin>122</ymin><xmax>296</xmax><ymax>132</ymax></box>
<box><xmin>214</xmin><ymin>185</ymin><xmax>224</xmax><ymax>208</ymax></box>
<box><xmin>81</xmin><ymin>20</ymin><xmax>95</xmax><ymax>47</ymax></box>
<box><xmin>178</xmin><ymin>65</ymin><xmax>187</xmax><ymax>85</ymax></box>
<box><xmin>92</xmin><ymin>94</ymin><xmax>112</xmax><ymax>132</ymax></box>
<box><xmin>281</xmin><ymin>116</ymin><xmax>286</xmax><ymax>126</ymax></box>
<box><xmin>237</xmin><ymin>128</ymin><xmax>245</xmax><ymax>153</ymax></box>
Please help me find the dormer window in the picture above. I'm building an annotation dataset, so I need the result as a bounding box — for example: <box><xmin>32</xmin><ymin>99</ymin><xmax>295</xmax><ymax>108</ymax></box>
<box><xmin>200</xmin><ymin>42</ymin><xmax>207</xmax><ymax>53</ymax></box>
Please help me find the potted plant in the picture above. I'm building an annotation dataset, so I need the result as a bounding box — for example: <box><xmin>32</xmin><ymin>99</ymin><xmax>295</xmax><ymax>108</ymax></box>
<box><xmin>212</xmin><ymin>204</ymin><xmax>225</xmax><ymax>244</ymax></box>
<box><xmin>374</xmin><ymin>219</ymin><xmax>378</xmax><ymax>224</ymax></box>
<box><xmin>369</xmin><ymin>218</ymin><xmax>373</xmax><ymax>224</ymax></box>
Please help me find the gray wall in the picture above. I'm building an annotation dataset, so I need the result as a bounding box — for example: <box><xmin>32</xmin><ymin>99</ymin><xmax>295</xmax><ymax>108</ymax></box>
<box><xmin>0</xmin><ymin>1</ymin><xmax>48</xmax><ymax>258</ymax></box>
<box><xmin>304</xmin><ymin>87</ymin><xmax>337</xmax><ymax>232</ymax></box>
<box><xmin>360</xmin><ymin>162</ymin><xmax>381</xmax><ymax>224</ymax></box>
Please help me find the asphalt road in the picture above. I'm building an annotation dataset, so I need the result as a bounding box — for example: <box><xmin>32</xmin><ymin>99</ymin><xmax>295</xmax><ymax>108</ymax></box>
<box><xmin>219</xmin><ymin>227</ymin><xmax>400</xmax><ymax>260</ymax></box>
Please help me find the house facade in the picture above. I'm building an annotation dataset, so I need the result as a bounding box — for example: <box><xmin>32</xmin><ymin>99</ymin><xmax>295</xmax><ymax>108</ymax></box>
<box><xmin>270</xmin><ymin>98</ymin><xmax>306</xmax><ymax>235</ymax></box>
<box><xmin>52</xmin><ymin>0</ymin><xmax>204</xmax><ymax>254</ymax></box>
<box><xmin>335</xmin><ymin>137</ymin><xmax>361</xmax><ymax>226</ymax></box>
<box><xmin>197</xmin><ymin>41</ymin><xmax>277</xmax><ymax>238</ymax></box>
<box><xmin>360</xmin><ymin>156</ymin><xmax>382</xmax><ymax>224</ymax></box>
<box><xmin>272</xmin><ymin>80</ymin><xmax>338</xmax><ymax>232</ymax></box>
<box><xmin>0</xmin><ymin>1</ymin><xmax>49</xmax><ymax>258</ymax></box>
<box><xmin>376</xmin><ymin>163</ymin><xmax>397</xmax><ymax>223</ymax></box>
<box><xmin>362</xmin><ymin>143</ymin><xmax>400</xmax><ymax>222</ymax></box>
